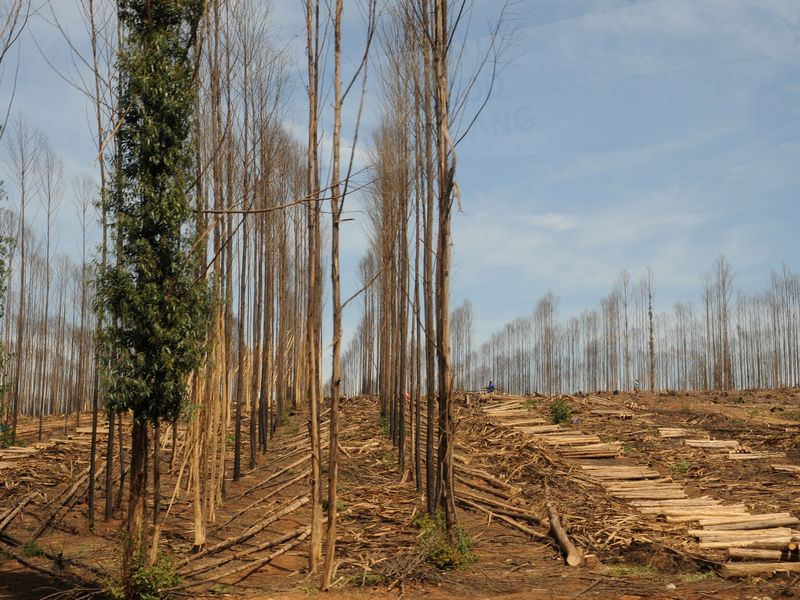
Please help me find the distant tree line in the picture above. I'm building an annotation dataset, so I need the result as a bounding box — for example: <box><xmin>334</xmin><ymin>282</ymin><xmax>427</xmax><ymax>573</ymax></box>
<box><xmin>343</xmin><ymin>257</ymin><xmax>800</xmax><ymax>397</ymax></box>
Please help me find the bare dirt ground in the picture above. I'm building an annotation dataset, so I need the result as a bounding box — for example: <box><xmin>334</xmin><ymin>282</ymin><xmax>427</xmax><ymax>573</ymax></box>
<box><xmin>1</xmin><ymin>389</ymin><xmax>800</xmax><ymax>599</ymax></box>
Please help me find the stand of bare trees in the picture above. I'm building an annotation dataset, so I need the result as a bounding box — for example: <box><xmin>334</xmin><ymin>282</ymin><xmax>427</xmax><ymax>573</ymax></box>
<box><xmin>416</xmin><ymin>258</ymin><xmax>799</xmax><ymax>396</ymax></box>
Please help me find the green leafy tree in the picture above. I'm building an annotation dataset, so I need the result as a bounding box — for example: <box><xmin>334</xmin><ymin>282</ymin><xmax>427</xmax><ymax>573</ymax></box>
<box><xmin>96</xmin><ymin>1</ymin><xmax>208</xmax><ymax>595</ymax></box>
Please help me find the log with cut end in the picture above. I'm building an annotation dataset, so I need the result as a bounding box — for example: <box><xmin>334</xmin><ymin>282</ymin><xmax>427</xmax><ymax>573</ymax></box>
<box><xmin>547</xmin><ymin>502</ymin><xmax>583</xmax><ymax>567</ymax></box>
<box><xmin>502</xmin><ymin>418</ymin><xmax>547</xmax><ymax>427</ymax></box>
<box><xmin>772</xmin><ymin>464</ymin><xmax>800</xmax><ymax>474</ymax></box>
<box><xmin>704</xmin><ymin>517</ymin><xmax>800</xmax><ymax>531</ymax></box>
<box><xmin>690</xmin><ymin>527</ymin><xmax>794</xmax><ymax>539</ymax></box>
<box><xmin>611</xmin><ymin>489</ymin><xmax>687</xmax><ymax>500</ymax></box>
<box><xmin>581</xmin><ymin>466</ymin><xmax>660</xmax><ymax>480</ymax></box>
<box><xmin>602</xmin><ymin>479</ymin><xmax>679</xmax><ymax>490</ymax></box>
<box><xmin>700</xmin><ymin>534</ymin><xmax>798</xmax><ymax>549</ymax></box>
<box><xmin>560</xmin><ymin>443</ymin><xmax>621</xmax><ymax>458</ymax></box>
<box><xmin>727</xmin><ymin>452</ymin><xmax>785</xmax><ymax>460</ymax></box>
<box><xmin>727</xmin><ymin>546</ymin><xmax>799</xmax><ymax>561</ymax></box>
<box><xmin>699</xmin><ymin>512</ymin><xmax>793</xmax><ymax>526</ymax></box>
<box><xmin>517</xmin><ymin>425</ymin><xmax>563</xmax><ymax>434</ymax></box>
<box><xmin>536</xmin><ymin>435</ymin><xmax>603</xmax><ymax>447</ymax></box>
<box><xmin>684</xmin><ymin>439</ymin><xmax>739</xmax><ymax>449</ymax></box>
<box><xmin>720</xmin><ymin>561</ymin><xmax>800</xmax><ymax>578</ymax></box>
<box><xmin>658</xmin><ymin>428</ymin><xmax>693</xmax><ymax>438</ymax></box>
<box><xmin>631</xmin><ymin>497</ymin><xmax>721</xmax><ymax>507</ymax></box>
<box><xmin>640</xmin><ymin>503</ymin><xmax>747</xmax><ymax>516</ymax></box>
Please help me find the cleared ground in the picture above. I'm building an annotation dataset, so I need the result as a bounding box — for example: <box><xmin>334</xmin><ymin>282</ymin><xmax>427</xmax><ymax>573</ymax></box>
<box><xmin>1</xmin><ymin>388</ymin><xmax>799</xmax><ymax>599</ymax></box>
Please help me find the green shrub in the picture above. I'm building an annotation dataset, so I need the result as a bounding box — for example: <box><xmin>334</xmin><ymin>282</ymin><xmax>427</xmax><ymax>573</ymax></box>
<box><xmin>21</xmin><ymin>540</ymin><xmax>44</xmax><ymax>558</ymax></box>
<box><xmin>415</xmin><ymin>512</ymin><xmax>475</xmax><ymax>570</ymax></box>
<box><xmin>672</xmin><ymin>460</ymin><xmax>691</xmax><ymax>473</ymax></box>
<box><xmin>107</xmin><ymin>553</ymin><xmax>181</xmax><ymax>600</ymax></box>
<box><xmin>549</xmin><ymin>398</ymin><xmax>572</xmax><ymax>424</ymax></box>
<box><xmin>523</xmin><ymin>398</ymin><xmax>540</xmax><ymax>411</ymax></box>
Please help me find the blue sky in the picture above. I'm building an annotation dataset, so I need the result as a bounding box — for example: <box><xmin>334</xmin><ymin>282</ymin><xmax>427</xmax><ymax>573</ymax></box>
<box><xmin>2</xmin><ymin>0</ymin><xmax>799</xmax><ymax>351</ymax></box>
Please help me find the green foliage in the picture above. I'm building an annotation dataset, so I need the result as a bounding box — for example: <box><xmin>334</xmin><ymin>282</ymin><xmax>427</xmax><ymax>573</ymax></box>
<box><xmin>21</xmin><ymin>540</ymin><xmax>44</xmax><ymax>558</ymax></box>
<box><xmin>523</xmin><ymin>397</ymin><xmax>540</xmax><ymax>411</ymax></box>
<box><xmin>96</xmin><ymin>0</ymin><xmax>209</xmax><ymax>425</ymax></box>
<box><xmin>672</xmin><ymin>460</ymin><xmax>691</xmax><ymax>473</ymax></box>
<box><xmin>379</xmin><ymin>415</ymin><xmax>390</xmax><ymax>437</ymax></box>
<box><xmin>549</xmin><ymin>398</ymin><xmax>572</xmax><ymax>424</ymax></box>
<box><xmin>107</xmin><ymin>553</ymin><xmax>181</xmax><ymax>600</ymax></box>
<box><xmin>415</xmin><ymin>512</ymin><xmax>475</xmax><ymax>570</ymax></box>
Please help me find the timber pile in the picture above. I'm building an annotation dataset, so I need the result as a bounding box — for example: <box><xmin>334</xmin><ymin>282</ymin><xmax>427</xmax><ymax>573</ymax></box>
<box><xmin>772</xmin><ymin>464</ymin><xmax>800</xmax><ymax>474</ymax></box>
<box><xmin>658</xmin><ymin>427</ymin><xmax>694</xmax><ymax>438</ymax></box>
<box><xmin>481</xmin><ymin>396</ymin><xmax>800</xmax><ymax>579</ymax></box>
<box><xmin>684</xmin><ymin>439</ymin><xmax>740</xmax><ymax>451</ymax></box>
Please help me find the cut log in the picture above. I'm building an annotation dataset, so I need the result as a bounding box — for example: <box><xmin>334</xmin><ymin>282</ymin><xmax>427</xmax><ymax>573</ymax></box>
<box><xmin>684</xmin><ymin>439</ymin><xmax>739</xmax><ymax>449</ymax></box>
<box><xmin>658</xmin><ymin>428</ymin><xmax>693</xmax><ymax>438</ymax></box>
<box><xmin>772</xmin><ymin>464</ymin><xmax>800</xmax><ymax>474</ymax></box>
<box><xmin>704</xmin><ymin>517</ymin><xmax>800</xmax><ymax>531</ymax></box>
<box><xmin>0</xmin><ymin>492</ymin><xmax>39</xmax><ymax>533</ymax></box>
<box><xmin>727</xmin><ymin>548</ymin><xmax>799</xmax><ymax>561</ymax></box>
<box><xmin>689</xmin><ymin>527</ymin><xmax>794</xmax><ymax>538</ymax></box>
<box><xmin>700</xmin><ymin>535</ymin><xmax>798</xmax><ymax>549</ymax></box>
<box><xmin>602</xmin><ymin>479</ymin><xmax>679</xmax><ymax>490</ymax></box>
<box><xmin>456</xmin><ymin>498</ymin><xmax>549</xmax><ymax>542</ymax></box>
<box><xmin>514</xmin><ymin>425</ymin><xmax>565</xmax><ymax>435</ymax></box>
<box><xmin>720</xmin><ymin>561</ymin><xmax>800</xmax><ymax>578</ymax></box>
<box><xmin>547</xmin><ymin>502</ymin><xmax>583</xmax><ymax>567</ymax></box>
<box><xmin>631</xmin><ymin>497</ymin><xmax>721</xmax><ymax>507</ymax></box>
<box><xmin>501</xmin><ymin>419</ymin><xmax>547</xmax><ymax>427</ymax></box>
<box><xmin>640</xmin><ymin>504</ymin><xmax>747</xmax><ymax>515</ymax></box>
<box><xmin>727</xmin><ymin>453</ymin><xmax>785</xmax><ymax>461</ymax></box>
<box><xmin>180</xmin><ymin>494</ymin><xmax>309</xmax><ymax>564</ymax></box>
<box><xmin>537</xmin><ymin>436</ymin><xmax>603</xmax><ymax>447</ymax></box>
<box><xmin>611</xmin><ymin>489</ymin><xmax>687</xmax><ymax>500</ymax></box>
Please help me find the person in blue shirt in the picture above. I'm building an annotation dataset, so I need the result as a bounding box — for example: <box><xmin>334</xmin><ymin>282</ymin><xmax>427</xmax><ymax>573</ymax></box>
<box><xmin>487</xmin><ymin>380</ymin><xmax>496</xmax><ymax>393</ymax></box>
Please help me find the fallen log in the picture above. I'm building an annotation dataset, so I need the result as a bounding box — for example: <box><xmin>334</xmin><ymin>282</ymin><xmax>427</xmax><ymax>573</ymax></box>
<box><xmin>455</xmin><ymin>474</ymin><xmax>520</xmax><ymax>503</ymax></box>
<box><xmin>454</xmin><ymin>461</ymin><xmax>522</xmax><ymax>494</ymax></box>
<box><xmin>705</xmin><ymin>517</ymin><xmax>800</xmax><ymax>531</ymax></box>
<box><xmin>180</xmin><ymin>494</ymin><xmax>310</xmax><ymax>565</ymax></box>
<box><xmin>30</xmin><ymin>459</ymin><xmax>107</xmax><ymax>541</ymax></box>
<box><xmin>684</xmin><ymin>439</ymin><xmax>739</xmax><ymax>449</ymax></box>
<box><xmin>455</xmin><ymin>488</ymin><xmax>541</xmax><ymax>524</ymax></box>
<box><xmin>516</xmin><ymin>425</ymin><xmax>562</xmax><ymax>434</ymax></box>
<box><xmin>700</xmin><ymin>535</ymin><xmax>798</xmax><ymax>549</ymax></box>
<box><xmin>547</xmin><ymin>501</ymin><xmax>583</xmax><ymax>567</ymax></box>
<box><xmin>720</xmin><ymin>561</ymin><xmax>800</xmax><ymax>578</ymax></box>
<box><xmin>611</xmin><ymin>489</ymin><xmax>687</xmax><ymax>500</ymax></box>
<box><xmin>169</xmin><ymin>530</ymin><xmax>310</xmax><ymax>590</ymax></box>
<box><xmin>690</xmin><ymin>527</ymin><xmax>794</xmax><ymax>538</ymax></box>
<box><xmin>700</xmin><ymin>513</ymin><xmax>793</xmax><ymax>526</ymax></box>
<box><xmin>456</xmin><ymin>497</ymin><xmax>549</xmax><ymax>542</ymax></box>
<box><xmin>727</xmin><ymin>453</ymin><xmax>785</xmax><ymax>460</ymax></box>
<box><xmin>640</xmin><ymin>504</ymin><xmax>747</xmax><ymax>515</ymax></box>
<box><xmin>0</xmin><ymin>491</ymin><xmax>39</xmax><ymax>533</ymax></box>
<box><xmin>772</xmin><ymin>464</ymin><xmax>800</xmax><ymax>474</ymax></box>
<box><xmin>631</xmin><ymin>497</ymin><xmax>721</xmax><ymax>507</ymax></box>
<box><xmin>181</xmin><ymin>526</ymin><xmax>311</xmax><ymax>577</ymax></box>
<box><xmin>727</xmin><ymin>547</ymin><xmax>799</xmax><ymax>561</ymax></box>
<box><xmin>212</xmin><ymin>468</ymin><xmax>310</xmax><ymax>533</ymax></box>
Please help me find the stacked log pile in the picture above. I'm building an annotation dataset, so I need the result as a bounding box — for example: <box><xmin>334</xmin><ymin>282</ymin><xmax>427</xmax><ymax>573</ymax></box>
<box><xmin>482</xmin><ymin>396</ymin><xmax>800</xmax><ymax>579</ymax></box>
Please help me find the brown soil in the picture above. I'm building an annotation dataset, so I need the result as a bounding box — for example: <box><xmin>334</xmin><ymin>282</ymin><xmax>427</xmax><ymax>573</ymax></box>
<box><xmin>1</xmin><ymin>390</ymin><xmax>799</xmax><ymax>599</ymax></box>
